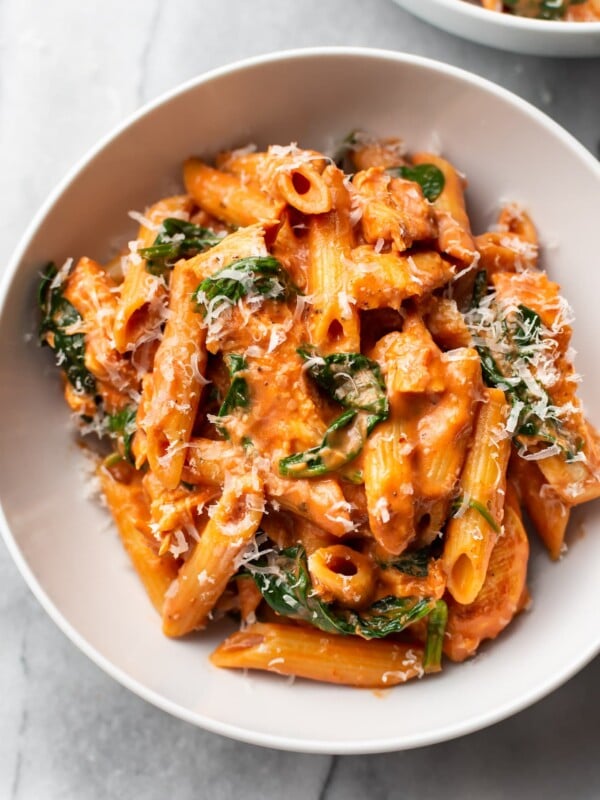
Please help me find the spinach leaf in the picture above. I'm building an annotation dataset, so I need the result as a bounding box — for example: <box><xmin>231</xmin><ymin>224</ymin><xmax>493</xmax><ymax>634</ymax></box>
<box><xmin>38</xmin><ymin>263</ymin><xmax>96</xmax><ymax>395</ymax></box>
<box><xmin>470</xmin><ymin>269</ymin><xmax>489</xmax><ymax>309</ymax></box>
<box><xmin>503</xmin><ymin>0</ymin><xmax>584</xmax><ymax>20</ymax></box>
<box><xmin>298</xmin><ymin>346</ymin><xmax>389</xmax><ymax>417</ymax></box>
<box><xmin>278</xmin><ymin>408</ymin><xmax>379</xmax><ymax>478</ymax></box>
<box><xmin>140</xmin><ymin>218</ymin><xmax>221</xmax><ymax>275</ymax></box>
<box><xmin>246</xmin><ymin>544</ymin><xmax>433</xmax><ymax>639</ymax></box>
<box><xmin>218</xmin><ymin>354</ymin><xmax>249</xmax><ymax>418</ymax></box>
<box><xmin>466</xmin><ymin>299</ymin><xmax>580</xmax><ymax>460</ymax></box>
<box><xmin>379</xmin><ymin>547</ymin><xmax>431</xmax><ymax>578</ymax></box>
<box><xmin>386</xmin><ymin>163</ymin><xmax>445</xmax><ymax>202</ymax></box>
<box><xmin>333</xmin><ymin>130</ymin><xmax>359</xmax><ymax>173</ymax></box>
<box><xmin>281</xmin><ymin>346</ymin><xmax>389</xmax><ymax>477</ymax></box>
<box><xmin>106</xmin><ymin>406</ymin><xmax>137</xmax><ymax>463</ymax></box>
<box><xmin>193</xmin><ymin>256</ymin><xmax>299</xmax><ymax>314</ymax></box>
<box><xmin>423</xmin><ymin>600</ymin><xmax>447</xmax><ymax>674</ymax></box>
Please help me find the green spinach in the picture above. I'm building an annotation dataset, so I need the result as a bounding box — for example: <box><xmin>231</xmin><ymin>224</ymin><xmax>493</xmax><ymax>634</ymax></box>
<box><xmin>38</xmin><ymin>263</ymin><xmax>96</xmax><ymax>395</ymax></box>
<box><xmin>140</xmin><ymin>218</ymin><xmax>221</xmax><ymax>275</ymax></box>
<box><xmin>193</xmin><ymin>256</ymin><xmax>298</xmax><ymax>314</ymax></box>
<box><xmin>246</xmin><ymin>544</ymin><xmax>433</xmax><ymax>639</ymax></box>
<box><xmin>386</xmin><ymin>163</ymin><xmax>445</xmax><ymax>202</ymax></box>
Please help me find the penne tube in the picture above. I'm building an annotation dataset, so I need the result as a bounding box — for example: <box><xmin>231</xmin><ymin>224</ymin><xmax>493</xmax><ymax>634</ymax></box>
<box><xmin>276</xmin><ymin>164</ymin><xmax>332</xmax><ymax>214</ymax></box>
<box><xmin>162</xmin><ymin>473</ymin><xmax>264</xmax><ymax>636</ymax></box>
<box><xmin>210</xmin><ymin>622</ymin><xmax>425</xmax><ymax>687</ymax></box>
<box><xmin>184</xmin><ymin>222</ymin><xmax>269</xmax><ymax>284</ymax></box>
<box><xmin>363</xmin><ymin>415</ymin><xmax>416</xmax><ymax>556</ymax></box>
<box><xmin>443</xmin><ymin>388</ymin><xmax>511</xmax><ymax>605</ymax></box>
<box><xmin>510</xmin><ymin>455</ymin><xmax>570</xmax><ymax>560</ymax></box>
<box><xmin>536</xmin><ymin>451</ymin><xmax>600</xmax><ymax>507</ymax></box>
<box><xmin>114</xmin><ymin>195</ymin><xmax>193</xmax><ymax>354</ymax></box>
<box><xmin>270</xmin><ymin>211</ymin><xmax>310</xmax><ymax>292</ymax></box>
<box><xmin>349</xmin><ymin>246</ymin><xmax>454</xmax><ymax>311</ymax></box>
<box><xmin>308</xmin><ymin>545</ymin><xmax>376</xmax><ymax>608</ymax></box>
<box><xmin>63</xmin><ymin>257</ymin><xmax>138</xmax><ymax>394</ymax></box>
<box><xmin>292</xmin><ymin>516</ymin><xmax>337</xmax><ymax>555</ymax></box>
<box><xmin>99</xmin><ymin>469</ymin><xmax>179</xmax><ymax>614</ymax></box>
<box><xmin>444</xmin><ymin>482</ymin><xmax>529</xmax><ymax>662</ymax></box>
<box><xmin>306</xmin><ymin>165</ymin><xmax>360</xmax><ymax>353</ymax></box>
<box><xmin>144</xmin><ymin>261</ymin><xmax>207</xmax><ymax>489</ymax></box>
<box><xmin>183</xmin><ymin>158</ymin><xmax>283</xmax><ymax>227</ymax></box>
<box><xmin>113</xmin><ymin>261</ymin><xmax>166</xmax><ymax>354</ymax></box>
<box><xmin>411</xmin><ymin>152</ymin><xmax>477</xmax><ymax>266</ymax></box>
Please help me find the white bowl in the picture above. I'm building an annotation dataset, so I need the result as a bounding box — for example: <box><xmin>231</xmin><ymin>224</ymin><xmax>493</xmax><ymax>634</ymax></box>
<box><xmin>396</xmin><ymin>0</ymin><xmax>600</xmax><ymax>56</ymax></box>
<box><xmin>1</xmin><ymin>48</ymin><xmax>599</xmax><ymax>754</ymax></box>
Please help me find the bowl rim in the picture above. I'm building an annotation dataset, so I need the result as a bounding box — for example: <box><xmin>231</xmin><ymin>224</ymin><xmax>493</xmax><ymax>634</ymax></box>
<box><xmin>406</xmin><ymin>0</ymin><xmax>600</xmax><ymax>31</ymax></box>
<box><xmin>1</xmin><ymin>46</ymin><xmax>599</xmax><ymax>754</ymax></box>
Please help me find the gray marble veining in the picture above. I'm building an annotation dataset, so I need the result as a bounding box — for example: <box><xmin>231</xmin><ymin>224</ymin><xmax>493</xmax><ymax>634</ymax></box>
<box><xmin>1</xmin><ymin>1</ymin><xmax>599</xmax><ymax>797</ymax></box>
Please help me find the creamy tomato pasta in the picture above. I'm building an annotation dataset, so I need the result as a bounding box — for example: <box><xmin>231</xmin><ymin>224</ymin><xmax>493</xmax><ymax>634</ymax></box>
<box><xmin>38</xmin><ymin>134</ymin><xmax>600</xmax><ymax>687</ymax></box>
<box><xmin>475</xmin><ymin>0</ymin><xmax>600</xmax><ymax>21</ymax></box>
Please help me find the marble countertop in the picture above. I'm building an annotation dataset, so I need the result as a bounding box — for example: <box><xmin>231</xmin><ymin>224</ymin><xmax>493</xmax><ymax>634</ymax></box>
<box><xmin>1</xmin><ymin>1</ymin><xmax>599</xmax><ymax>797</ymax></box>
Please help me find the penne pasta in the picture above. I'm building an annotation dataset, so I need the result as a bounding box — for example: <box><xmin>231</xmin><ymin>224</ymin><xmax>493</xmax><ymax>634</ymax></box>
<box><xmin>162</xmin><ymin>472</ymin><xmax>264</xmax><ymax>636</ymax></box>
<box><xmin>184</xmin><ymin>158</ymin><xmax>283</xmax><ymax>227</ymax></box>
<box><xmin>306</xmin><ymin>165</ymin><xmax>360</xmax><ymax>353</ymax></box>
<box><xmin>99</xmin><ymin>468</ymin><xmax>179</xmax><ymax>614</ymax></box>
<box><xmin>211</xmin><ymin>623</ymin><xmax>425</xmax><ymax>688</ymax></box>
<box><xmin>444</xmin><ymin>483</ymin><xmax>529</xmax><ymax>662</ymax></box>
<box><xmin>39</xmin><ymin>132</ymin><xmax>598</xmax><ymax>689</ymax></box>
<box><xmin>443</xmin><ymin>388</ymin><xmax>511</xmax><ymax>605</ymax></box>
<box><xmin>143</xmin><ymin>261</ymin><xmax>207</xmax><ymax>490</ymax></box>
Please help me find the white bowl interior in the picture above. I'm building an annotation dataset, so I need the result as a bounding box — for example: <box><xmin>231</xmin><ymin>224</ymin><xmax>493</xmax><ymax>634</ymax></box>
<box><xmin>1</xmin><ymin>50</ymin><xmax>599</xmax><ymax>753</ymax></box>
<box><xmin>396</xmin><ymin>0</ymin><xmax>600</xmax><ymax>57</ymax></box>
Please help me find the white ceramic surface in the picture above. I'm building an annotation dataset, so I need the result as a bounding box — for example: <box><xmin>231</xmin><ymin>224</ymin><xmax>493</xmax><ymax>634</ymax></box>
<box><xmin>396</xmin><ymin>0</ymin><xmax>600</xmax><ymax>56</ymax></box>
<box><xmin>0</xmin><ymin>48</ymin><xmax>599</xmax><ymax>754</ymax></box>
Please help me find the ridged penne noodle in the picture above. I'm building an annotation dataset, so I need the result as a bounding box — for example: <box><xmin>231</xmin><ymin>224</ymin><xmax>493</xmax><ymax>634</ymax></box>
<box><xmin>184</xmin><ymin>158</ymin><xmax>283</xmax><ymax>227</ymax></box>
<box><xmin>363</xmin><ymin>414</ymin><xmax>416</xmax><ymax>555</ymax></box>
<box><xmin>510</xmin><ymin>455</ymin><xmax>570</xmax><ymax>560</ymax></box>
<box><xmin>211</xmin><ymin>623</ymin><xmax>424</xmax><ymax>687</ymax></box>
<box><xmin>308</xmin><ymin>545</ymin><xmax>376</xmax><ymax>607</ymax></box>
<box><xmin>63</xmin><ymin>257</ymin><xmax>138</xmax><ymax>394</ymax></box>
<box><xmin>162</xmin><ymin>472</ymin><xmax>264</xmax><ymax>636</ymax></box>
<box><xmin>444</xmin><ymin>483</ymin><xmax>529</xmax><ymax>662</ymax></box>
<box><xmin>40</xmin><ymin>133</ymin><xmax>598</xmax><ymax>689</ymax></box>
<box><xmin>306</xmin><ymin>165</ymin><xmax>360</xmax><ymax>353</ymax></box>
<box><xmin>143</xmin><ymin>261</ymin><xmax>207</xmax><ymax>490</ymax></box>
<box><xmin>412</xmin><ymin>152</ymin><xmax>477</xmax><ymax>265</ymax></box>
<box><xmin>276</xmin><ymin>163</ymin><xmax>332</xmax><ymax>215</ymax></box>
<box><xmin>349</xmin><ymin>247</ymin><xmax>454</xmax><ymax>310</ymax></box>
<box><xmin>99</xmin><ymin>468</ymin><xmax>179</xmax><ymax>614</ymax></box>
<box><xmin>113</xmin><ymin>195</ymin><xmax>193</xmax><ymax>354</ymax></box>
<box><xmin>443</xmin><ymin>388</ymin><xmax>511</xmax><ymax>605</ymax></box>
